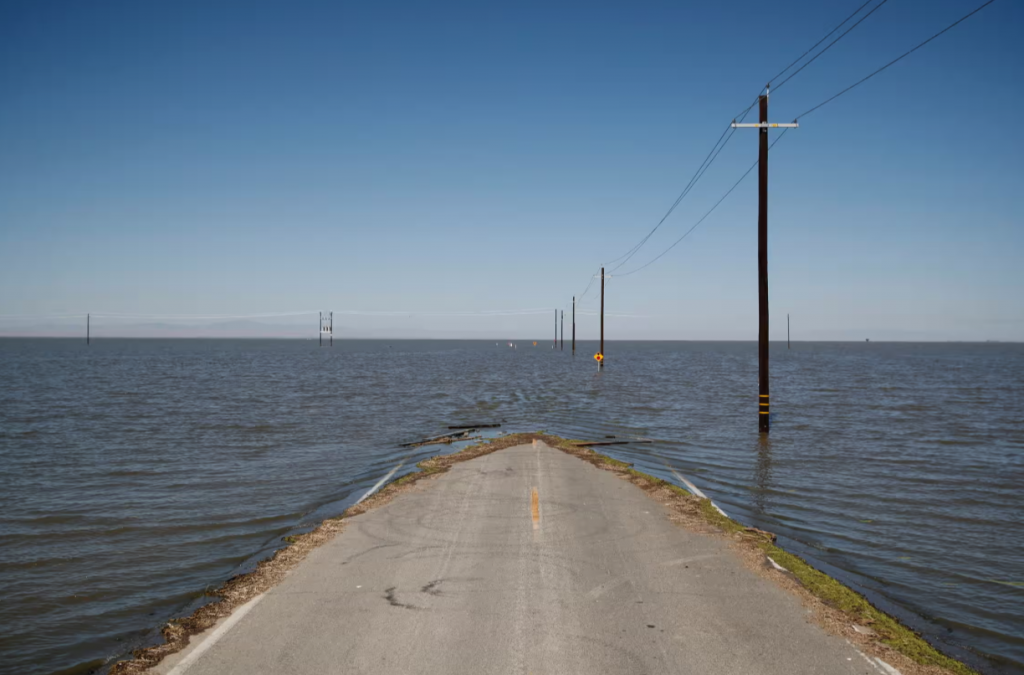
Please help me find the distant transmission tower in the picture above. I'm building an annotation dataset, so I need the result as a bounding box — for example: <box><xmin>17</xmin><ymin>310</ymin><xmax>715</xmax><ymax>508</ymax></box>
<box><xmin>320</xmin><ymin>311</ymin><xmax>333</xmax><ymax>347</ymax></box>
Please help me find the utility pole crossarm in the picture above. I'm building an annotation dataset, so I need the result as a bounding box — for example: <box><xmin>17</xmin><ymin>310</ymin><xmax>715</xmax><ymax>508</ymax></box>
<box><xmin>731</xmin><ymin>122</ymin><xmax>799</xmax><ymax>128</ymax></box>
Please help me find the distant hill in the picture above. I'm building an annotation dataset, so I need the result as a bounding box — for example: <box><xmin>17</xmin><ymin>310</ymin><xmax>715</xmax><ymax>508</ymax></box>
<box><xmin>0</xmin><ymin>319</ymin><xmax>315</xmax><ymax>338</ymax></box>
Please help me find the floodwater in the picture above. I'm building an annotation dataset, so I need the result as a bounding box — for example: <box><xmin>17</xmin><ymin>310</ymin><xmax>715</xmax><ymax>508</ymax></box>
<box><xmin>0</xmin><ymin>338</ymin><xmax>1021</xmax><ymax>674</ymax></box>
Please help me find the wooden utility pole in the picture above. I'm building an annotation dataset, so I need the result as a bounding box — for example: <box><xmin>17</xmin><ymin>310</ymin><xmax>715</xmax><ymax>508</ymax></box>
<box><xmin>757</xmin><ymin>94</ymin><xmax>770</xmax><ymax>431</ymax></box>
<box><xmin>732</xmin><ymin>85</ymin><xmax>798</xmax><ymax>433</ymax></box>
<box><xmin>560</xmin><ymin>311</ymin><xmax>564</xmax><ymax>351</ymax></box>
<box><xmin>572</xmin><ymin>296</ymin><xmax>576</xmax><ymax>356</ymax></box>
<box><xmin>599</xmin><ymin>267</ymin><xmax>605</xmax><ymax>368</ymax></box>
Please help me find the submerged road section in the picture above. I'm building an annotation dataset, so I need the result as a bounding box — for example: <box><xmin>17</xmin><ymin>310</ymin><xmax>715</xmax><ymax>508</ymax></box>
<box><xmin>154</xmin><ymin>442</ymin><xmax>879</xmax><ymax>674</ymax></box>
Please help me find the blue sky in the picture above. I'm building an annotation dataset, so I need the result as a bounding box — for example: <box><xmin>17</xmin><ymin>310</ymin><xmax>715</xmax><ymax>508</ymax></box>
<box><xmin>1</xmin><ymin>0</ymin><xmax>1021</xmax><ymax>340</ymax></box>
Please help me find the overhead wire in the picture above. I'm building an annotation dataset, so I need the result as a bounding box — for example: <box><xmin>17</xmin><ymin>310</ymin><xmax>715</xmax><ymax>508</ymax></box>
<box><xmin>601</xmin><ymin>122</ymin><xmax>736</xmax><ymax>271</ymax></box>
<box><xmin>793</xmin><ymin>0</ymin><xmax>998</xmax><ymax>120</ymax></box>
<box><xmin>765</xmin><ymin>0</ymin><xmax>877</xmax><ymax>86</ymax></box>
<box><xmin>732</xmin><ymin>93</ymin><xmax>765</xmax><ymax>122</ymax></box>
<box><xmin>569</xmin><ymin>0</ymin><xmax>996</xmax><ymax>297</ymax></box>
<box><xmin>773</xmin><ymin>0</ymin><xmax>891</xmax><ymax>92</ymax></box>
<box><xmin>610</xmin><ymin>0</ymin><xmax>999</xmax><ymax>279</ymax></box>
<box><xmin>598</xmin><ymin>0</ymin><xmax>890</xmax><ymax>281</ymax></box>
<box><xmin>603</xmin><ymin>97</ymin><xmax>763</xmax><ymax>276</ymax></box>
<box><xmin>616</xmin><ymin>129</ymin><xmax>792</xmax><ymax>277</ymax></box>
<box><xmin>609</xmin><ymin>128</ymin><xmax>739</xmax><ymax>273</ymax></box>
<box><xmin>599</xmin><ymin>96</ymin><xmax>760</xmax><ymax>279</ymax></box>
<box><xmin>573</xmin><ymin>270</ymin><xmax>602</xmax><ymax>311</ymax></box>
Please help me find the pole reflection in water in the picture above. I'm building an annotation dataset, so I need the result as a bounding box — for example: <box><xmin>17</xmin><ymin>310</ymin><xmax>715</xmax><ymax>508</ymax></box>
<box><xmin>753</xmin><ymin>433</ymin><xmax>774</xmax><ymax>516</ymax></box>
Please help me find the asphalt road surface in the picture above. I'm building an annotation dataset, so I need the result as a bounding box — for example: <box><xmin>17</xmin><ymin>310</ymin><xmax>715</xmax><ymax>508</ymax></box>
<box><xmin>154</xmin><ymin>441</ymin><xmax>881</xmax><ymax>674</ymax></box>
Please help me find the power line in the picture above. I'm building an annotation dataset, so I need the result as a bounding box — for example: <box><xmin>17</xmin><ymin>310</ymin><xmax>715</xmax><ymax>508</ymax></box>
<box><xmin>609</xmin><ymin>125</ymin><xmax>742</xmax><ymax>273</ymax></box>
<box><xmin>794</xmin><ymin>0</ymin><xmax>998</xmax><ymax>120</ymax></box>
<box><xmin>602</xmin><ymin>122</ymin><xmax>737</xmax><ymax>270</ymax></box>
<box><xmin>582</xmin><ymin>0</ymin><xmax>969</xmax><ymax>291</ymax></box>
<box><xmin>766</xmin><ymin>0</ymin><xmax>877</xmax><ymax>86</ymax></box>
<box><xmin>773</xmin><ymin>0</ymin><xmax>891</xmax><ymax>92</ymax></box>
<box><xmin>733</xmin><ymin>93</ymin><xmax>766</xmax><ymax>122</ymax></box>
<box><xmin>738</xmin><ymin>0</ymin><xmax>885</xmax><ymax>114</ymax></box>
<box><xmin>617</xmin><ymin>129</ymin><xmax>792</xmax><ymax>277</ymax></box>
<box><xmin>601</xmin><ymin>124</ymin><xmax>730</xmax><ymax>267</ymax></box>
<box><xmin>600</xmin><ymin>0</ymin><xmax>896</xmax><ymax>278</ymax></box>
<box><xmin>603</xmin><ymin>102</ymin><xmax>759</xmax><ymax>274</ymax></box>
<box><xmin>574</xmin><ymin>269</ymin><xmax>603</xmax><ymax>310</ymax></box>
<box><xmin>610</xmin><ymin>0</ymin><xmax>998</xmax><ymax>279</ymax></box>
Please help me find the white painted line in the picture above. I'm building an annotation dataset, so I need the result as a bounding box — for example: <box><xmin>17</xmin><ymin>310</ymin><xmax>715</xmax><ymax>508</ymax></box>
<box><xmin>355</xmin><ymin>462</ymin><xmax>404</xmax><ymax>505</ymax></box>
<box><xmin>666</xmin><ymin>464</ymin><xmax>729</xmax><ymax>516</ymax></box>
<box><xmin>166</xmin><ymin>593</ymin><xmax>265</xmax><ymax>675</ymax></box>
<box><xmin>874</xmin><ymin>658</ymin><xmax>903</xmax><ymax>675</ymax></box>
<box><xmin>848</xmin><ymin>641</ymin><xmax>901</xmax><ymax>675</ymax></box>
<box><xmin>668</xmin><ymin>467</ymin><xmax>707</xmax><ymax>499</ymax></box>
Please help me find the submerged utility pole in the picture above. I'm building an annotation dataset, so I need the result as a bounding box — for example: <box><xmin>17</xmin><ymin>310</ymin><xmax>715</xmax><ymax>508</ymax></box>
<box><xmin>560</xmin><ymin>311</ymin><xmax>564</xmax><ymax>351</ymax></box>
<box><xmin>87</xmin><ymin>313</ymin><xmax>90</xmax><ymax>345</ymax></box>
<box><xmin>732</xmin><ymin>85</ymin><xmax>798</xmax><ymax>433</ymax></box>
<box><xmin>788</xmin><ymin>314</ymin><xmax>790</xmax><ymax>350</ymax></box>
<box><xmin>572</xmin><ymin>296</ymin><xmax>576</xmax><ymax>356</ymax></box>
<box><xmin>319</xmin><ymin>312</ymin><xmax>322</xmax><ymax>347</ymax></box>
<box><xmin>600</xmin><ymin>267</ymin><xmax>605</xmax><ymax>368</ymax></box>
<box><xmin>330</xmin><ymin>312</ymin><xmax>333</xmax><ymax>347</ymax></box>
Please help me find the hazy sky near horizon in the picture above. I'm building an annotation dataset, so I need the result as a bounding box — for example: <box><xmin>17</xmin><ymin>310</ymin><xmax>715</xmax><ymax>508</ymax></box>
<box><xmin>1</xmin><ymin>0</ymin><xmax>1021</xmax><ymax>341</ymax></box>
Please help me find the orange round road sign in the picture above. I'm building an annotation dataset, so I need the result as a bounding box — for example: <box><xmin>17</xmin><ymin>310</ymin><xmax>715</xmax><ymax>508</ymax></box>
<box><xmin>594</xmin><ymin>353</ymin><xmax>604</xmax><ymax>362</ymax></box>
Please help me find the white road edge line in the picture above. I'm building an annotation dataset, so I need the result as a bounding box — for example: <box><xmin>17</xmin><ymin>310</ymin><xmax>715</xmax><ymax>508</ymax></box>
<box><xmin>166</xmin><ymin>456</ymin><xmax>406</xmax><ymax>672</ymax></box>
<box><xmin>874</xmin><ymin>658</ymin><xmax>903</xmax><ymax>675</ymax></box>
<box><xmin>848</xmin><ymin>640</ymin><xmax>904</xmax><ymax>675</ymax></box>
<box><xmin>666</xmin><ymin>465</ymin><xmax>729</xmax><ymax>517</ymax></box>
<box><xmin>355</xmin><ymin>462</ymin><xmax>404</xmax><ymax>505</ymax></box>
<box><xmin>667</xmin><ymin>467</ymin><xmax>707</xmax><ymax>499</ymax></box>
<box><xmin>166</xmin><ymin>593</ymin><xmax>265</xmax><ymax>675</ymax></box>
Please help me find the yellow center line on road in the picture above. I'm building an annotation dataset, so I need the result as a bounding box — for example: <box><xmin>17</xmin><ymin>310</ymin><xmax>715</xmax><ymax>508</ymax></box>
<box><xmin>531</xmin><ymin>487</ymin><xmax>540</xmax><ymax>530</ymax></box>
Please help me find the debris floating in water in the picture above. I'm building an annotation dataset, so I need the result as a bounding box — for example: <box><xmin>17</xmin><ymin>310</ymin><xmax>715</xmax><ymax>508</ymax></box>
<box><xmin>399</xmin><ymin>429</ymin><xmax>473</xmax><ymax>448</ymax></box>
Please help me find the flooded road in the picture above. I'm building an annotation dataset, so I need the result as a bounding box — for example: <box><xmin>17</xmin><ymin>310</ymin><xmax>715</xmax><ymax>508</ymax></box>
<box><xmin>0</xmin><ymin>339</ymin><xmax>1021</xmax><ymax>673</ymax></box>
